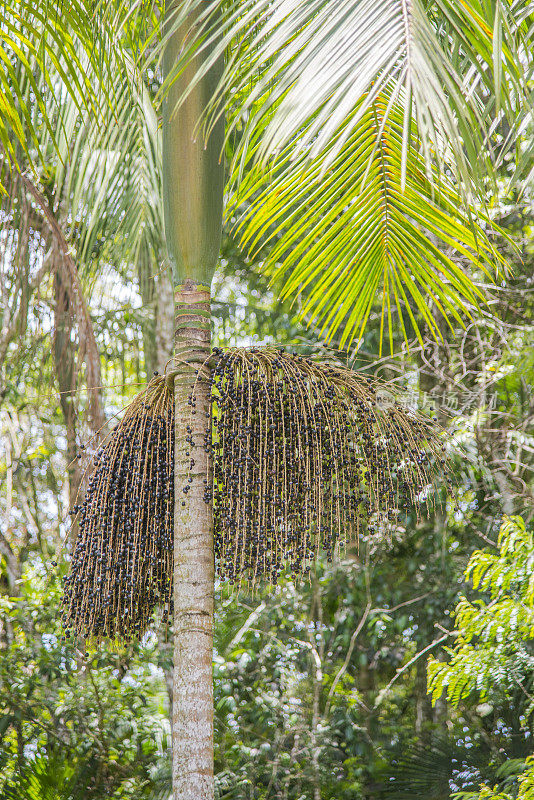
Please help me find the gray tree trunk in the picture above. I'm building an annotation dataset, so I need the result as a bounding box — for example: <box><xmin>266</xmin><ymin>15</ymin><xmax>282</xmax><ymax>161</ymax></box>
<box><xmin>172</xmin><ymin>281</ymin><xmax>214</xmax><ymax>799</ymax></box>
<box><xmin>137</xmin><ymin>247</ymin><xmax>158</xmax><ymax>380</ymax></box>
<box><xmin>53</xmin><ymin>259</ymin><xmax>81</xmax><ymax>513</ymax></box>
<box><xmin>162</xmin><ymin>3</ymin><xmax>224</xmax><ymax>796</ymax></box>
<box><xmin>156</xmin><ymin>266</ymin><xmax>174</xmax><ymax>372</ymax></box>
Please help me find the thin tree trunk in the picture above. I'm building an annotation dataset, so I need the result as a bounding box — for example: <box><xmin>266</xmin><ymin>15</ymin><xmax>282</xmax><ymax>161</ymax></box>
<box><xmin>20</xmin><ymin>174</ymin><xmax>105</xmax><ymax>432</ymax></box>
<box><xmin>309</xmin><ymin>576</ymin><xmax>323</xmax><ymax>800</ymax></box>
<box><xmin>162</xmin><ymin>2</ymin><xmax>224</xmax><ymax>797</ymax></box>
<box><xmin>172</xmin><ymin>281</ymin><xmax>214</xmax><ymax>799</ymax></box>
<box><xmin>156</xmin><ymin>265</ymin><xmax>174</xmax><ymax>372</ymax></box>
<box><xmin>54</xmin><ymin>261</ymin><xmax>81</xmax><ymax>512</ymax></box>
<box><xmin>137</xmin><ymin>250</ymin><xmax>174</xmax><ymax>378</ymax></box>
<box><xmin>137</xmin><ymin>246</ymin><xmax>157</xmax><ymax>380</ymax></box>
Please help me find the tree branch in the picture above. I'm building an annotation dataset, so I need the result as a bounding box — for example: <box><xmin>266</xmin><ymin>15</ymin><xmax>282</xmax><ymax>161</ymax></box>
<box><xmin>19</xmin><ymin>171</ymin><xmax>105</xmax><ymax>432</ymax></box>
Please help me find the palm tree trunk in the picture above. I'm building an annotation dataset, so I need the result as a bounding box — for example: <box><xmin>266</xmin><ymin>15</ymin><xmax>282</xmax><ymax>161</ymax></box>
<box><xmin>172</xmin><ymin>280</ymin><xmax>213</xmax><ymax>799</ymax></box>
<box><xmin>162</xmin><ymin>4</ymin><xmax>224</xmax><ymax>799</ymax></box>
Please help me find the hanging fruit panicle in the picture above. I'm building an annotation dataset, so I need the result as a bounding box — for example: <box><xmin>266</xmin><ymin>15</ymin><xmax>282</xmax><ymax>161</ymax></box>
<box><xmin>60</xmin><ymin>375</ymin><xmax>174</xmax><ymax>641</ymax></box>
<box><xmin>210</xmin><ymin>348</ymin><xmax>450</xmax><ymax>586</ymax></box>
<box><xmin>60</xmin><ymin>348</ymin><xmax>451</xmax><ymax>640</ymax></box>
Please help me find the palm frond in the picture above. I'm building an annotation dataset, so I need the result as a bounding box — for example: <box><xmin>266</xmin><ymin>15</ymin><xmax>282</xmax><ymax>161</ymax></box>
<box><xmin>381</xmin><ymin>736</ymin><xmax>491</xmax><ymax>798</ymax></box>
<box><xmin>65</xmin><ymin>63</ymin><xmax>163</xmax><ymax>271</ymax></box>
<box><xmin>148</xmin><ymin>0</ymin><xmax>532</xmax><ymax>196</ymax></box>
<box><xmin>0</xmin><ymin>1</ymin><xmax>117</xmax><ymax>177</ymax></box>
<box><xmin>0</xmin><ymin>750</ymin><xmax>100</xmax><ymax>800</ymax></box>
<box><xmin>231</xmin><ymin>93</ymin><xmax>507</xmax><ymax>350</ymax></box>
<box><xmin>128</xmin><ymin>0</ymin><xmax>525</xmax><ymax>347</ymax></box>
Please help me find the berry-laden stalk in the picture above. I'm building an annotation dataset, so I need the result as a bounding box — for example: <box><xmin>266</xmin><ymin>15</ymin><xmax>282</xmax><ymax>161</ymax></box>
<box><xmin>162</xmin><ymin>1</ymin><xmax>224</xmax><ymax>798</ymax></box>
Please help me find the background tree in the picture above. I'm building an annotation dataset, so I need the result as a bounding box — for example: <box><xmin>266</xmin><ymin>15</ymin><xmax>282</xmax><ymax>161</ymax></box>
<box><xmin>426</xmin><ymin>516</ymin><xmax>534</xmax><ymax>800</ymax></box>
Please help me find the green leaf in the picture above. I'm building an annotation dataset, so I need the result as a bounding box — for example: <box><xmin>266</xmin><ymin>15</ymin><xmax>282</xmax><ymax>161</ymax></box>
<box><xmin>230</xmin><ymin>94</ymin><xmax>508</xmax><ymax>350</ymax></box>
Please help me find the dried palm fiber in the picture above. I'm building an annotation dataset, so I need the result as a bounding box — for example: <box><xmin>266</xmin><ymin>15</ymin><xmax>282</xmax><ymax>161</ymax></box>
<box><xmin>61</xmin><ymin>347</ymin><xmax>451</xmax><ymax>639</ymax></box>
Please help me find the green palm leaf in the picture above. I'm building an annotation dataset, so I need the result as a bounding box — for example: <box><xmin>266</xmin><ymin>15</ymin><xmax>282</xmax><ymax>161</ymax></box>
<box><xmin>231</xmin><ymin>93</ymin><xmax>508</xmax><ymax>350</ymax></box>
<box><xmin>2</xmin><ymin>0</ymin><xmax>530</xmax><ymax>349</ymax></box>
<box><xmin>65</xmin><ymin>66</ymin><xmax>163</xmax><ymax>272</ymax></box>
<box><xmin>0</xmin><ymin>2</ymin><xmax>116</xmax><ymax>177</ymax></box>
<box><xmin>152</xmin><ymin>0</ymin><xmax>532</xmax><ymax>195</ymax></box>
<box><xmin>29</xmin><ymin>38</ymin><xmax>163</xmax><ymax>279</ymax></box>
<box><xmin>136</xmin><ymin>0</ymin><xmax>528</xmax><ymax>346</ymax></box>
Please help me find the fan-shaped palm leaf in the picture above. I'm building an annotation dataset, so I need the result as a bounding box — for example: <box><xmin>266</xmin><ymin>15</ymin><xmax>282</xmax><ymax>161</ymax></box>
<box><xmin>381</xmin><ymin>736</ymin><xmax>492</xmax><ymax>798</ymax></box>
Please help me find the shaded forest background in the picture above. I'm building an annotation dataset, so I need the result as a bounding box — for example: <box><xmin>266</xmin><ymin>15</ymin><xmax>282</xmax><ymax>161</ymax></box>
<box><xmin>1</xmin><ymin>20</ymin><xmax>534</xmax><ymax>800</ymax></box>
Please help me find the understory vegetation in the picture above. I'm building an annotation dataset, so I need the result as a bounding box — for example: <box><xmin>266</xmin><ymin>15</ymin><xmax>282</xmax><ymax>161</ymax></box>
<box><xmin>1</xmin><ymin>206</ymin><xmax>533</xmax><ymax>797</ymax></box>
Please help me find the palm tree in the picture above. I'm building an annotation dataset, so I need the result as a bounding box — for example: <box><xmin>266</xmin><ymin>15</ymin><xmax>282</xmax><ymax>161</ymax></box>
<box><xmin>3</xmin><ymin>2</ymin><xmax>531</xmax><ymax>344</ymax></box>
<box><xmin>3</xmin><ymin>4</ymin><xmax>534</xmax><ymax>800</ymax></box>
<box><xmin>161</xmin><ymin>5</ymin><xmax>224</xmax><ymax>796</ymax></box>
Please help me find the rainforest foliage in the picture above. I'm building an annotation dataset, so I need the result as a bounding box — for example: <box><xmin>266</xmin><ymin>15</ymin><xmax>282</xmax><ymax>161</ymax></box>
<box><xmin>1</xmin><ymin>2</ymin><xmax>534</xmax><ymax>798</ymax></box>
<box><xmin>1</xmin><ymin>208</ymin><xmax>533</xmax><ymax>797</ymax></box>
